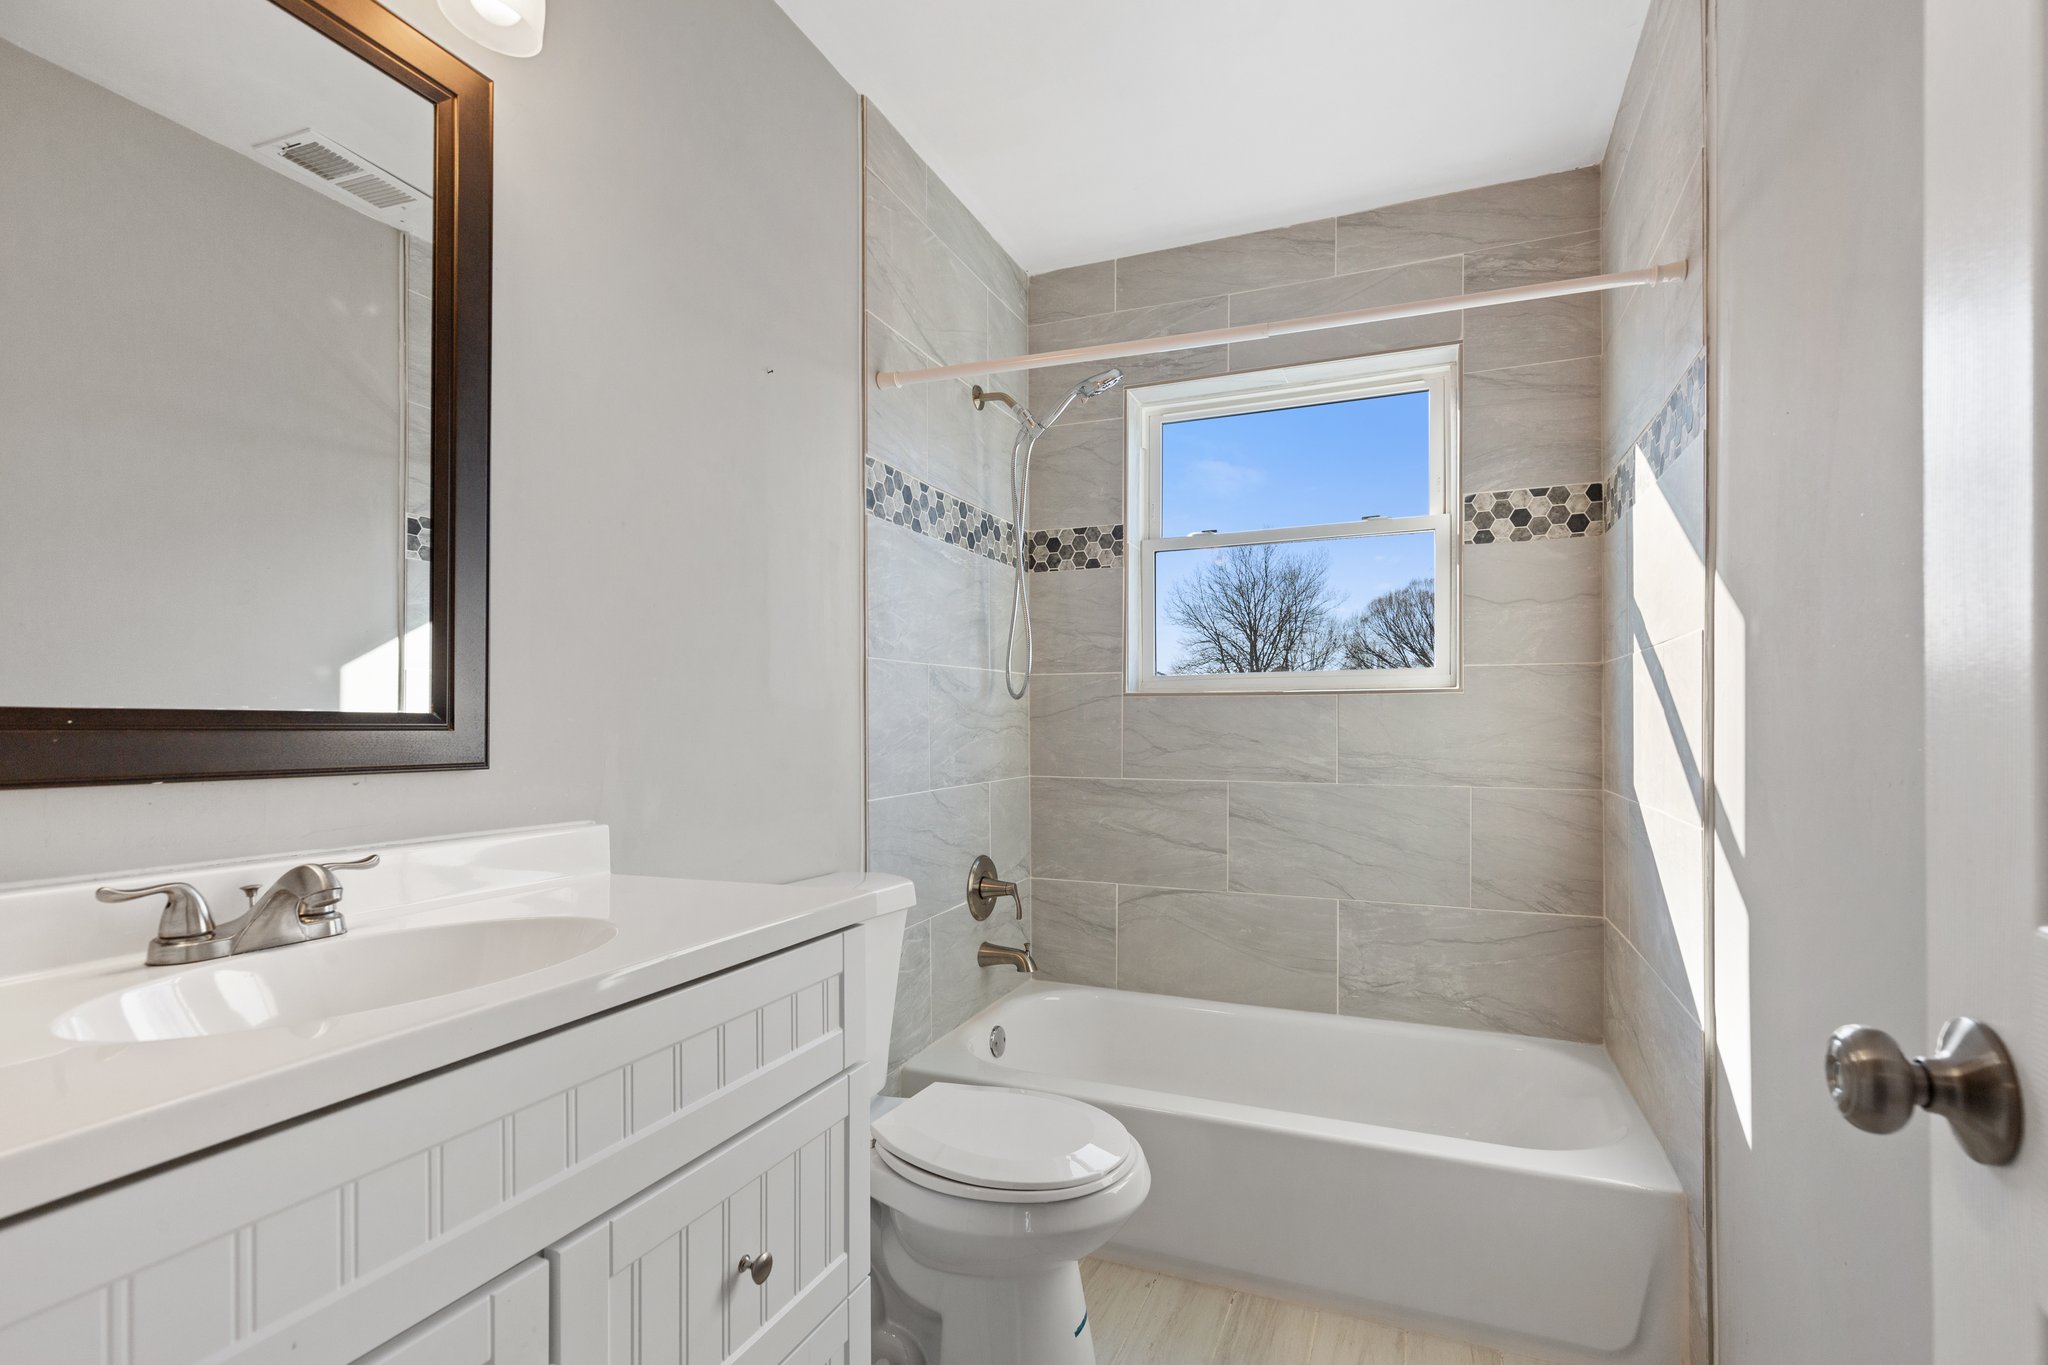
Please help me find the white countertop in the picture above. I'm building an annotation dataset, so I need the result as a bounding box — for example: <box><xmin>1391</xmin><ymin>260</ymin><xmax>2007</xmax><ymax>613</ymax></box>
<box><xmin>0</xmin><ymin>825</ymin><xmax>912</xmax><ymax>1223</ymax></box>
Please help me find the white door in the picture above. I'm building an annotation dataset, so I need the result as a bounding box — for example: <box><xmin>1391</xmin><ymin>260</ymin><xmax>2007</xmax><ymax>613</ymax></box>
<box><xmin>1921</xmin><ymin>0</ymin><xmax>2048</xmax><ymax>1359</ymax></box>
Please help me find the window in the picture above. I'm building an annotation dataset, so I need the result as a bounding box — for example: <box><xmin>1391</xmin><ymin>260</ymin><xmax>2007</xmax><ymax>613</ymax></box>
<box><xmin>1125</xmin><ymin>346</ymin><xmax>1459</xmax><ymax>693</ymax></box>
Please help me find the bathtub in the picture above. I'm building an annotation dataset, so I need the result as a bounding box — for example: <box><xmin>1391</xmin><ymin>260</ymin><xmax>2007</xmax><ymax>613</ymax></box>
<box><xmin>900</xmin><ymin>981</ymin><xmax>1684</xmax><ymax>1365</ymax></box>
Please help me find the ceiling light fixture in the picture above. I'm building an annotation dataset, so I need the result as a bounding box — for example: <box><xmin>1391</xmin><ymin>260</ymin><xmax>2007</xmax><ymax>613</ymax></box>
<box><xmin>437</xmin><ymin>0</ymin><xmax>544</xmax><ymax>56</ymax></box>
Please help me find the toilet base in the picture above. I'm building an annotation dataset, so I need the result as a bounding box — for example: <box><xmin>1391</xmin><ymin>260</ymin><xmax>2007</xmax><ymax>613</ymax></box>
<box><xmin>873</xmin><ymin>1216</ymin><xmax>1098</xmax><ymax>1365</ymax></box>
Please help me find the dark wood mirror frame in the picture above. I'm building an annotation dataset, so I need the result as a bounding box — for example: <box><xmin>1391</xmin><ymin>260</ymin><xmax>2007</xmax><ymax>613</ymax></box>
<box><xmin>0</xmin><ymin>0</ymin><xmax>492</xmax><ymax>790</ymax></box>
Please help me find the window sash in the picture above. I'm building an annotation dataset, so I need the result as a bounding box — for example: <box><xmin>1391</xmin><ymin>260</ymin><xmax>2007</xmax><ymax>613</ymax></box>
<box><xmin>1125</xmin><ymin>347</ymin><xmax>1461</xmax><ymax>694</ymax></box>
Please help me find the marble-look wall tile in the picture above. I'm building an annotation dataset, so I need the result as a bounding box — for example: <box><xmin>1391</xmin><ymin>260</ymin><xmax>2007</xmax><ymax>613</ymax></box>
<box><xmin>1605</xmin><ymin>159</ymin><xmax>1705</xmax><ymax>464</ymax></box>
<box><xmin>1029</xmin><ymin>346</ymin><xmax>1230</xmax><ymax>425</ymax></box>
<box><xmin>1604</xmin><ymin>923</ymin><xmax>1704</xmax><ymax>1201</ymax></box>
<box><xmin>869</xmin><ymin>783</ymin><xmax>991</xmax><ymax>925</ymax></box>
<box><xmin>863</xmin><ymin>103</ymin><xmax>927</xmax><ymax>216</ymax></box>
<box><xmin>1337</xmin><ymin>664</ymin><xmax>1601</xmax><ymax>788</ymax></box>
<box><xmin>1032</xmin><ymin>879</ymin><xmax>1116</xmax><ymax>987</ymax></box>
<box><xmin>867</xmin><ymin>659</ymin><xmax>931</xmax><ymax>798</ymax></box>
<box><xmin>1339</xmin><ymin>902</ymin><xmax>1603</xmax><ymax>1042</ymax></box>
<box><xmin>1029</xmin><ymin>672</ymin><xmax>1123</xmax><ymax>778</ymax></box>
<box><xmin>888</xmin><ymin>918</ymin><xmax>932</xmax><ymax>1069</ymax></box>
<box><xmin>1462</xmin><ymin>356</ymin><xmax>1601</xmax><ymax>491</ymax></box>
<box><xmin>1123</xmin><ymin>694</ymin><xmax>1336</xmax><ymax>782</ymax></box>
<box><xmin>1336</xmin><ymin>167</ymin><xmax>1600</xmax><ymax>275</ymax></box>
<box><xmin>1604</xmin><ymin>793</ymin><xmax>1706</xmax><ymax>1019</ymax></box>
<box><xmin>1471</xmin><ymin>787</ymin><xmax>1603</xmax><ymax>917</ymax></box>
<box><xmin>1229</xmin><ymin>782</ymin><xmax>1469</xmax><ymax>905</ymax></box>
<box><xmin>1113</xmin><ymin>218</ymin><xmax>1334</xmax><ymax>311</ymax></box>
<box><xmin>1029</xmin><ymin>260</ymin><xmax>1116</xmax><ymax>326</ymax></box>
<box><xmin>1462</xmin><ymin>536</ymin><xmax>1602</xmax><ymax>666</ymax></box>
<box><xmin>931</xmin><ymin>898</ymin><xmax>1030</xmax><ymax>1036</ymax></box>
<box><xmin>1463</xmin><ymin>232</ymin><xmax>1603</xmax><ymax>372</ymax></box>
<box><xmin>1117</xmin><ymin>887</ymin><xmax>1337</xmax><ymax>1011</ymax></box>
<box><xmin>865</xmin><ymin>317</ymin><xmax>928</xmax><ymax>477</ymax></box>
<box><xmin>1032</xmin><ymin>777</ymin><xmax>1228</xmax><ymax>888</ymax></box>
<box><xmin>1224</xmin><ymin>255</ymin><xmax>1463</xmax><ymax>372</ymax></box>
<box><xmin>1627</xmin><ymin>431</ymin><xmax>1708</xmax><ymax>649</ymax></box>
<box><xmin>1024</xmin><ymin>418</ymin><xmax>1123</xmax><ymax>530</ymax></box>
<box><xmin>926</xmin><ymin>170</ymin><xmax>1027</xmax><ymax>305</ymax></box>
<box><xmin>867</xmin><ymin>521</ymin><xmax>994</xmax><ymax>669</ymax></box>
<box><xmin>1602</xmin><ymin>0</ymin><xmax>1703</xmax><ymax>282</ymax></box>
<box><xmin>1027</xmin><ymin>297</ymin><xmax>1232</xmax><ymax>417</ymax></box>
<box><xmin>1027</xmin><ymin>564</ymin><xmax>1124</xmax><ymax>673</ymax></box>
<box><xmin>864</xmin><ymin>177</ymin><xmax>986</xmax><ymax>371</ymax></box>
<box><xmin>1611</xmin><ymin>633</ymin><xmax>1706</xmax><ymax>825</ymax></box>
<box><xmin>991</xmin><ymin>775</ymin><xmax>1032</xmax><ymax>881</ymax></box>
<box><xmin>929</xmin><ymin>666</ymin><xmax>1029</xmax><ymax>789</ymax></box>
<box><xmin>928</xmin><ymin>379</ymin><xmax>1009</xmax><ymax>512</ymax></box>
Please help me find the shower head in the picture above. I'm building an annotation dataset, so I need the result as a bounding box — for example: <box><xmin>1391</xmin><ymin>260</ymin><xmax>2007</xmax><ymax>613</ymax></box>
<box><xmin>1075</xmin><ymin>368</ymin><xmax>1124</xmax><ymax>398</ymax></box>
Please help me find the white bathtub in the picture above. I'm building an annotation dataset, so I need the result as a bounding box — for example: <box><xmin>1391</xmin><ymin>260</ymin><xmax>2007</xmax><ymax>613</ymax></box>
<box><xmin>901</xmin><ymin>981</ymin><xmax>1684</xmax><ymax>1365</ymax></box>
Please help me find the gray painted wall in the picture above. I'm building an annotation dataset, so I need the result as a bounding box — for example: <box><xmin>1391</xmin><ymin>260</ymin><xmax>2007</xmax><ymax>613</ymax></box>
<box><xmin>860</xmin><ymin>107</ymin><xmax>1033</xmax><ymax>1084</ymax></box>
<box><xmin>1021</xmin><ymin>173</ymin><xmax>1609</xmax><ymax>1044</ymax></box>
<box><xmin>1596</xmin><ymin>0</ymin><xmax>1710</xmax><ymax>1357</ymax></box>
<box><xmin>1710</xmin><ymin>0</ymin><xmax>1930</xmax><ymax>1360</ymax></box>
<box><xmin>0</xmin><ymin>0</ymin><xmax>865</xmax><ymax>889</ymax></box>
<box><xmin>0</xmin><ymin>38</ymin><xmax>403</xmax><ymax>712</ymax></box>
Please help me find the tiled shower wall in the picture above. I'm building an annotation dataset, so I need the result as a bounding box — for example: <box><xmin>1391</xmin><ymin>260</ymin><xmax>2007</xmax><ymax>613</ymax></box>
<box><xmin>1022</xmin><ymin>171</ymin><xmax>1609</xmax><ymax>1043</ymax></box>
<box><xmin>1598</xmin><ymin>0</ymin><xmax>1710</xmax><ymax>1358</ymax></box>
<box><xmin>860</xmin><ymin>105</ymin><xmax>1033</xmax><ymax>1086</ymax></box>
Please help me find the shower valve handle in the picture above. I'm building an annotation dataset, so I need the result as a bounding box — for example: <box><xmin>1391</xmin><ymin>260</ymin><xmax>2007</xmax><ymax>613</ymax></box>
<box><xmin>967</xmin><ymin>855</ymin><xmax>1021</xmax><ymax>921</ymax></box>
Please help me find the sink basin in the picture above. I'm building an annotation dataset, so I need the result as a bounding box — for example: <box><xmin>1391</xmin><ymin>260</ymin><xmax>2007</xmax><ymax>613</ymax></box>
<box><xmin>52</xmin><ymin>918</ymin><xmax>616</xmax><ymax>1042</ymax></box>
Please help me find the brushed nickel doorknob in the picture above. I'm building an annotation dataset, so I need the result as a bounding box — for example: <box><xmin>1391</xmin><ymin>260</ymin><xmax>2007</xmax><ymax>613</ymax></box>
<box><xmin>1826</xmin><ymin>1017</ymin><xmax>2022</xmax><ymax>1165</ymax></box>
<box><xmin>737</xmin><ymin>1251</ymin><xmax>773</xmax><ymax>1285</ymax></box>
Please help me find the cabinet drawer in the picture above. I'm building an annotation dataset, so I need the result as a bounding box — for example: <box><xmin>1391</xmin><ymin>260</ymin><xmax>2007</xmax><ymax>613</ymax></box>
<box><xmin>0</xmin><ymin>934</ymin><xmax>854</xmax><ymax>1365</ymax></box>
<box><xmin>356</xmin><ymin>1260</ymin><xmax>549</xmax><ymax>1365</ymax></box>
<box><xmin>549</xmin><ymin>1078</ymin><xmax>857</xmax><ymax>1365</ymax></box>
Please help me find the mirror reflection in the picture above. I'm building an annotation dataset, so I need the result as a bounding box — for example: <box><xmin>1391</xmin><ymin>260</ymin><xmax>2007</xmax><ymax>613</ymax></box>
<box><xmin>0</xmin><ymin>0</ymin><xmax>436</xmax><ymax>712</ymax></box>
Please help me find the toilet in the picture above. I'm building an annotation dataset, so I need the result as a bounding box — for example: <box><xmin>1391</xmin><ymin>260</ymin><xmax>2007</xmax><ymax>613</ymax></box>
<box><xmin>862</xmin><ymin>908</ymin><xmax>1151</xmax><ymax>1365</ymax></box>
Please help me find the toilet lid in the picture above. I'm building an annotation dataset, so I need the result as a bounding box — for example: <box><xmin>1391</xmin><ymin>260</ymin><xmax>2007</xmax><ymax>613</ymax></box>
<box><xmin>873</xmin><ymin>1084</ymin><xmax>1136</xmax><ymax>1191</ymax></box>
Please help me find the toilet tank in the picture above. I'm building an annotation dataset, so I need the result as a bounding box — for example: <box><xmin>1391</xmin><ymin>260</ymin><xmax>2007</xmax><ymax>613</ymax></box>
<box><xmin>863</xmin><ymin>904</ymin><xmax>909</xmax><ymax>1075</ymax></box>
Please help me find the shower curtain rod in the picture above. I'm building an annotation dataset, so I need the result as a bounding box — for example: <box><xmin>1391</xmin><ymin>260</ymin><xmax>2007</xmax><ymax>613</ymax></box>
<box><xmin>873</xmin><ymin>259</ymin><xmax>1690</xmax><ymax>389</ymax></box>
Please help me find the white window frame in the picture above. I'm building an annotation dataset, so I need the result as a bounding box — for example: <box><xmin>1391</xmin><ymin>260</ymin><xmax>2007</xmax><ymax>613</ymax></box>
<box><xmin>1125</xmin><ymin>345</ymin><xmax>1461</xmax><ymax>694</ymax></box>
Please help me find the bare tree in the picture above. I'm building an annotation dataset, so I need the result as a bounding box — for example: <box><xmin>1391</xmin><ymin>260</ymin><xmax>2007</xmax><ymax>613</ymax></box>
<box><xmin>1165</xmin><ymin>543</ymin><xmax>1343</xmax><ymax>674</ymax></box>
<box><xmin>1339</xmin><ymin>578</ymin><xmax>1436</xmax><ymax>669</ymax></box>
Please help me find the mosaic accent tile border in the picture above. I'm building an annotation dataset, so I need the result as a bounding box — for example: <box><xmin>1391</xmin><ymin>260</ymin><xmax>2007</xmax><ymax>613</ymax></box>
<box><xmin>405</xmin><ymin>514</ymin><xmax>432</xmax><ymax>562</ymax></box>
<box><xmin>1027</xmin><ymin>525</ymin><xmax>1125</xmax><ymax>572</ymax></box>
<box><xmin>1464</xmin><ymin>484</ymin><xmax>1606</xmax><ymax>543</ymax></box>
<box><xmin>1608</xmin><ymin>348</ymin><xmax>1706</xmax><ymax>520</ymax></box>
<box><xmin>864</xmin><ymin>457</ymin><xmax>1018</xmax><ymax>566</ymax></box>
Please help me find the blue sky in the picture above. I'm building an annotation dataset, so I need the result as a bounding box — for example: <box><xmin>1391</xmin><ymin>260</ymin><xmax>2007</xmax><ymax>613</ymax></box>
<box><xmin>1155</xmin><ymin>392</ymin><xmax>1436</xmax><ymax>672</ymax></box>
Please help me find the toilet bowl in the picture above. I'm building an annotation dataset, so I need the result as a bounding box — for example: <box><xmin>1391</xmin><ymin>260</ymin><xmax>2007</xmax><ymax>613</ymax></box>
<box><xmin>868</xmin><ymin>1083</ymin><xmax>1150</xmax><ymax>1365</ymax></box>
<box><xmin>859</xmin><ymin>906</ymin><xmax>1150</xmax><ymax>1364</ymax></box>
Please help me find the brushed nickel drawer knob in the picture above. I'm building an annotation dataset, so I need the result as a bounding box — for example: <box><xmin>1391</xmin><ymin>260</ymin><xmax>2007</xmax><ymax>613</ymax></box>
<box><xmin>737</xmin><ymin>1251</ymin><xmax>773</xmax><ymax>1285</ymax></box>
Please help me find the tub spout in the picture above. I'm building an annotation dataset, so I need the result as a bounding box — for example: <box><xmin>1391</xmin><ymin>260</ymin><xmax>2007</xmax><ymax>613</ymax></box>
<box><xmin>977</xmin><ymin>941</ymin><xmax>1036</xmax><ymax>973</ymax></box>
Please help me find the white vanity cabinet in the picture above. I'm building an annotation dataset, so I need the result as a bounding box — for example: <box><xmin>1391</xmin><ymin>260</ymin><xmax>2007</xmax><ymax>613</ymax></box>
<box><xmin>0</xmin><ymin>929</ymin><xmax>876</xmax><ymax>1365</ymax></box>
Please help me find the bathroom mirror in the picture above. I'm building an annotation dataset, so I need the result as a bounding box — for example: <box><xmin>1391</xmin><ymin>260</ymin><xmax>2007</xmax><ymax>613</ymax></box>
<box><xmin>0</xmin><ymin>0</ymin><xmax>492</xmax><ymax>787</ymax></box>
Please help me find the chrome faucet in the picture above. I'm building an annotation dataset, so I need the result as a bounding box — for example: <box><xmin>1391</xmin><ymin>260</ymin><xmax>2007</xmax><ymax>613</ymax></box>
<box><xmin>98</xmin><ymin>854</ymin><xmax>380</xmax><ymax>966</ymax></box>
<box><xmin>977</xmin><ymin>941</ymin><xmax>1036</xmax><ymax>974</ymax></box>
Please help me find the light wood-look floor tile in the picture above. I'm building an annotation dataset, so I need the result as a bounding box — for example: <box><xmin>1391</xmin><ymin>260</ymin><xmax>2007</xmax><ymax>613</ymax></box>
<box><xmin>1304</xmin><ymin>1311</ymin><xmax>1403</xmax><ymax>1365</ymax></box>
<box><xmin>1212</xmin><ymin>1293</ymin><xmax>1319</xmax><ymax>1364</ymax></box>
<box><xmin>1080</xmin><ymin>1259</ymin><xmax>1567</xmax><ymax>1365</ymax></box>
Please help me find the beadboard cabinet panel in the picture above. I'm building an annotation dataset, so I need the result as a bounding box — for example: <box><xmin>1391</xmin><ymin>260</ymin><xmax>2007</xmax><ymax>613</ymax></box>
<box><xmin>548</xmin><ymin>1080</ymin><xmax>855</xmax><ymax>1365</ymax></box>
<box><xmin>357</xmin><ymin>1260</ymin><xmax>550</xmax><ymax>1365</ymax></box>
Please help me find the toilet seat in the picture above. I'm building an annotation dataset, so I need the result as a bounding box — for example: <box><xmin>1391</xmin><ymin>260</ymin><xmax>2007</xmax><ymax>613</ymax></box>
<box><xmin>873</xmin><ymin>1084</ymin><xmax>1137</xmax><ymax>1204</ymax></box>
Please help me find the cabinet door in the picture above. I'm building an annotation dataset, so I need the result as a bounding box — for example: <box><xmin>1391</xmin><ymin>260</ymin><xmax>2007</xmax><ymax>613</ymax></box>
<box><xmin>355</xmin><ymin>1260</ymin><xmax>548</xmax><ymax>1365</ymax></box>
<box><xmin>776</xmin><ymin>1294</ymin><xmax>858</xmax><ymax>1365</ymax></box>
<box><xmin>550</xmin><ymin>1079</ymin><xmax>855</xmax><ymax>1365</ymax></box>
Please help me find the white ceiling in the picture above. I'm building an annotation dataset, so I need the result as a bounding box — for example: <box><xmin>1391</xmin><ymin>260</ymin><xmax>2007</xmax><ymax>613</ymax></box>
<box><xmin>774</xmin><ymin>0</ymin><xmax>1650</xmax><ymax>275</ymax></box>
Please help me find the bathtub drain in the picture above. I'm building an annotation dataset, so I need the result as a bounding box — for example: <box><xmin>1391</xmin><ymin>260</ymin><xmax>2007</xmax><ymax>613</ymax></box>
<box><xmin>989</xmin><ymin>1025</ymin><xmax>1007</xmax><ymax>1058</ymax></box>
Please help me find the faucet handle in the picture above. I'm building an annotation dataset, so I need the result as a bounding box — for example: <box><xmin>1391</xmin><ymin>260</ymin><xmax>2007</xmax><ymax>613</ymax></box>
<box><xmin>98</xmin><ymin>882</ymin><xmax>230</xmax><ymax>964</ymax></box>
<box><xmin>317</xmin><ymin>854</ymin><xmax>381</xmax><ymax>873</ymax></box>
<box><xmin>97</xmin><ymin>882</ymin><xmax>215</xmax><ymax>942</ymax></box>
